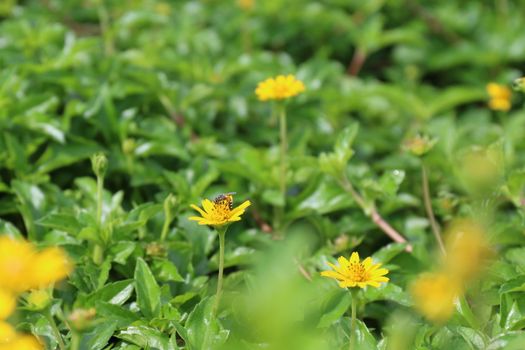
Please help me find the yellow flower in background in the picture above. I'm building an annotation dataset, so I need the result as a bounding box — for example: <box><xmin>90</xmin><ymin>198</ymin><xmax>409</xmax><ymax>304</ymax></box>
<box><xmin>443</xmin><ymin>219</ymin><xmax>492</xmax><ymax>282</ymax></box>
<box><xmin>321</xmin><ymin>252</ymin><xmax>389</xmax><ymax>288</ymax></box>
<box><xmin>238</xmin><ymin>0</ymin><xmax>254</xmax><ymax>10</ymax></box>
<box><xmin>255</xmin><ymin>75</ymin><xmax>305</xmax><ymax>101</ymax></box>
<box><xmin>410</xmin><ymin>272</ymin><xmax>461</xmax><ymax>324</ymax></box>
<box><xmin>486</xmin><ymin>83</ymin><xmax>511</xmax><ymax>111</ymax></box>
<box><xmin>0</xmin><ymin>290</ymin><xmax>15</xmax><ymax>320</ymax></box>
<box><xmin>0</xmin><ymin>334</ymin><xmax>42</xmax><ymax>350</ymax></box>
<box><xmin>0</xmin><ymin>321</ymin><xmax>15</xmax><ymax>343</ymax></box>
<box><xmin>0</xmin><ymin>236</ymin><xmax>35</xmax><ymax>292</ymax></box>
<box><xmin>30</xmin><ymin>247</ymin><xmax>73</xmax><ymax>289</ymax></box>
<box><xmin>0</xmin><ymin>236</ymin><xmax>73</xmax><ymax>292</ymax></box>
<box><xmin>189</xmin><ymin>193</ymin><xmax>251</xmax><ymax>227</ymax></box>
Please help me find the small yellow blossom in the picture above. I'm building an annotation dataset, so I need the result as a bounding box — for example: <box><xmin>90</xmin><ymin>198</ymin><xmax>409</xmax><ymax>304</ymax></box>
<box><xmin>410</xmin><ymin>272</ymin><xmax>462</xmax><ymax>324</ymax></box>
<box><xmin>255</xmin><ymin>75</ymin><xmax>305</xmax><ymax>101</ymax></box>
<box><xmin>0</xmin><ymin>290</ymin><xmax>15</xmax><ymax>320</ymax></box>
<box><xmin>321</xmin><ymin>252</ymin><xmax>389</xmax><ymax>288</ymax></box>
<box><xmin>189</xmin><ymin>194</ymin><xmax>251</xmax><ymax>227</ymax></box>
<box><xmin>443</xmin><ymin>219</ymin><xmax>492</xmax><ymax>281</ymax></box>
<box><xmin>25</xmin><ymin>290</ymin><xmax>51</xmax><ymax>311</ymax></box>
<box><xmin>486</xmin><ymin>83</ymin><xmax>511</xmax><ymax>111</ymax></box>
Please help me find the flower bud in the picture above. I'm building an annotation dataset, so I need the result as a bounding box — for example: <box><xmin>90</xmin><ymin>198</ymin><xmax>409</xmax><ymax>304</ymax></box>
<box><xmin>25</xmin><ymin>289</ymin><xmax>51</xmax><ymax>311</ymax></box>
<box><xmin>91</xmin><ymin>153</ymin><xmax>108</xmax><ymax>178</ymax></box>
<box><xmin>67</xmin><ymin>308</ymin><xmax>97</xmax><ymax>332</ymax></box>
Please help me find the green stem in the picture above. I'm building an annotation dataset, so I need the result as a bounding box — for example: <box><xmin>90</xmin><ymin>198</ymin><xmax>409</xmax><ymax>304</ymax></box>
<box><xmin>70</xmin><ymin>331</ymin><xmax>80</xmax><ymax>350</ymax></box>
<box><xmin>93</xmin><ymin>173</ymin><xmax>104</xmax><ymax>264</ymax></box>
<box><xmin>350</xmin><ymin>289</ymin><xmax>358</xmax><ymax>350</ymax></box>
<box><xmin>275</xmin><ymin>104</ymin><xmax>288</xmax><ymax>236</ymax></box>
<box><xmin>45</xmin><ymin>309</ymin><xmax>65</xmax><ymax>350</ymax></box>
<box><xmin>213</xmin><ymin>226</ymin><xmax>228</xmax><ymax>313</ymax></box>
<box><xmin>160</xmin><ymin>208</ymin><xmax>172</xmax><ymax>242</ymax></box>
<box><xmin>279</xmin><ymin>105</ymin><xmax>287</xmax><ymax>203</ymax></box>
<box><xmin>97</xmin><ymin>0</ymin><xmax>114</xmax><ymax>56</ymax></box>
<box><xmin>421</xmin><ymin>164</ymin><xmax>446</xmax><ymax>255</ymax></box>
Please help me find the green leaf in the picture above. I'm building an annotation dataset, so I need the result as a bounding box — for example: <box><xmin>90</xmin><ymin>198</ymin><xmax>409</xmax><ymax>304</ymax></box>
<box><xmin>79</xmin><ymin>321</ymin><xmax>118</xmax><ymax>350</ymax></box>
<box><xmin>134</xmin><ymin>257</ymin><xmax>161</xmax><ymax>318</ymax></box>
<box><xmin>186</xmin><ymin>296</ymin><xmax>228</xmax><ymax>350</ymax></box>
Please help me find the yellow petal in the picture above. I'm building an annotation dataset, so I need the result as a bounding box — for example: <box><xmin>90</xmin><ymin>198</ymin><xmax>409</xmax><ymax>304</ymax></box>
<box><xmin>202</xmin><ymin>199</ymin><xmax>214</xmax><ymax>214</ymax></box>
<box><xmin>337</xmin><ymin>256</ymin><xmax>349</xmax><ymax>270</ymax></box>
<box><xmin>190</xmin><ymin>204</ymin><xmax>207</xmax><ymax>217</ymax></box>
<box><xmin>321</xmin><ymin>270</ymin><xmax>346</xmax><ymax>280</ymax></box>
<box><xmin>230</xmin><ymin>200</ymin><xmax>251</xmax><ymax>217</ymax></box>
<box><xmin>349</xmin><ymin>252</ymin><xmax>360</xmax><ymax>264</ymax></box>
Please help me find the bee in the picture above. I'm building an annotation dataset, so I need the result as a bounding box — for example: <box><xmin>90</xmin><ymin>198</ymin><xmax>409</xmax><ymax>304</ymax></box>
<box><xmin>213</xmin><ymin>192</ymin><xmax>236</xmax><ymax>210</ymax></box>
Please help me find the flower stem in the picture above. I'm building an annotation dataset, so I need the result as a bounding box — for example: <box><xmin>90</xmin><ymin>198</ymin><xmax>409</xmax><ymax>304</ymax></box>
<box><xmin>421</xmin><ymin>164</ymin><xmax>446</xmax><ymax>255</ymax></box>
<box><xmin>93</xmin><ymin>171</ymin><xmax>104</xmax><ymax>265</ymax></box>
<box><xmin>213</xmin><ymin>226</ymin><xmax>229</xmax><ymax>313</ymax></box>
<box><xmin>275</xmin><ymin>104</ymin><xmax>288</xmax><ymax>236</ymax></box>
<box><xmin>350</xmin><ymin>289</ymin><xmax>358</xmax><ymax>350</ymax></box>
<box><xmin>70</xmin><ymin>331</ymin><xmax>80</xmax><ymax>350</ymax></box>
<box><xmin>45</xmin><ymin>309</ymin><xmax>65</xmax><ymax>350</ymax></box>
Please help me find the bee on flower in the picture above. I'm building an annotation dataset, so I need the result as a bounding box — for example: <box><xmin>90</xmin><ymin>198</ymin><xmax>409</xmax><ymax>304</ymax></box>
<box><xmin>255</xmin><ymin>75</ymin><xmax>305</xmax><ymax>101</ymax></box>
<box><xmin>189</xmin><ymin>193</ymin><xmax>251</xmax><ymax>227</ymax></box>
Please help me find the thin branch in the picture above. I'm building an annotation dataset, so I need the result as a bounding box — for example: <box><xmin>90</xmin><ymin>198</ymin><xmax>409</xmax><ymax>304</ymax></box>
<box><xmin>339</xmin><ymin>175</ymin><xmax>412</xmax><ymax>252</ymax></box>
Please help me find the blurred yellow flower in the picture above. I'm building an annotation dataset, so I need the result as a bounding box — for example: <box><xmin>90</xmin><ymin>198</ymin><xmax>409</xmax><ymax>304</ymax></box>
<box><xmin>0</xmin><ymin>290</ymin><xmax>15</xmax><ymax>320</ymax></box>
<box><xmin>0</xmin><ymin>236</ymin><xmax>35</xmax><ymax>292</ymax></box>
<box><xmin>0</xmin><ymin>236</ymin><xmax>72</xmax><ymax>292</ymax></box>
<box><xmin>0</xmin><ymin>321</ymin><xmax>15</xmax><ymax>343</ymax></box>
<box><xmin>410</xmin><ymin>272</ymin><xmax>461</xmax><ymax>323</ymax></box>
<box><xmin>255</xmin><ymin>75</ymin><xmax>305</xmax><ymax>101</ymax></box>
<box><xmin>443</xmin><ymin>219</ymin><xmax>492</xmax><ymax>281</ymax></box>
<box><xmin>0</xmin><ymin>334</ymin><xmax>42</xmax><ymax>350</ymax></box>
<box><xmin>189</xmin><ymin>194</ymin><xmax>251</xmax><ymax>227</ymax></box>
<box><xmin>321</xmin><ymin>252</ymin><xmax>389</xmax><ymax>288</ymax></box>
<box><xmin>486</xmin><ymin>83</ymin><xmax>511</xmax><ymax>111</ymax></box>
<box><xmin>30</xmin><ymin>247</ymin><xmax>73</xmax><ymax>288</ymax></box>
<box><xmin>238</xmin><ymin>0</ymin><xmax>254</xmax><ymax>10</ymax></box>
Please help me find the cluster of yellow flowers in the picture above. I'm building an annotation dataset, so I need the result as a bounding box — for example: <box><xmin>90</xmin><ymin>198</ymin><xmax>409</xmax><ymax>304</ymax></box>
<box><xmin>410</xmin><ymin>219</ymin><xmax>491</xmax><ymax>323</ymax></box>
<box><xmin>486</xmin><ymin>83</ymin><xmax>511</xmax><ymax>111</ymax></box>
<box><xmin>0</xmin><ymin>236</ymin><xmax>73</xmax><ymax>350</ymax></box>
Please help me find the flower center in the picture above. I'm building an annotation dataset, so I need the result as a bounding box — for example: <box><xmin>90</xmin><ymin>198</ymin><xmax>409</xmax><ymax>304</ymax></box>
<box><xmin>213</xmin><ymin>202</ymin><xmax>231</xmax><ymax>220</ymax></box>
<box><xmin>347</xmin><ymin>262</ymin><xmax>367</xmax><ymax>282</ymax></box>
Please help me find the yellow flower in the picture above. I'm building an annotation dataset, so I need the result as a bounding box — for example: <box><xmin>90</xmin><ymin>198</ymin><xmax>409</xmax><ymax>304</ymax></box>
<box><xmin>0</xmin><ymin>321</ymin><xmax>15</xmax><ymax>343</ymax></box>
<box><xmin>238</xmin><ymin>0</ymin><xmax>254</xmax><ymax>10</ymax></box>
<box><xmin>486</xmin><ymin>83</ymin><xmax>511</xmax><ymax>111</ymax></box>
<box><xmin>255</xmin><ymin>75</ymin><xmax>305</xmax><ymax>101</ymax></box>
<box><xmin>0</xmin><ymin>334</ymin><xmax>42</xmax><ymax>350</ymax></box>
<box><xmin>321</xmin><ymin>252</ymin><xmax>389</xmax><ymax>288</ymax></box>
<box><xmin>443</xmin><ymin>219</ymin><xmax>492</xmax><ymax>281</ymax></box>
<box><xmin>0</xmin><ymin>236</ymin><xmax>35</xmax><ymax>292</ymax></box>
<box><xmin>29</xmin><ymin>247</ymin><xmax>73</xmax><ymax>288</ymax></box>
<box><xmin>0</xmin><ymin>236</ymin><xmax>73</xmax><ymax>292</ymax></box>
<box><xmin>0</xmin><ymin>290</ymin><xmax>15</xmax><ymax>320</ymax></box>
<box><xmin>189</xmin><ymin>194</ymin><xmax>251</xmax><ymax>227</ymax></box>
<box><xmin>410</xmin><ymin>272</ymin><xmax>462</xmax><ymax>324</ymax></box>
